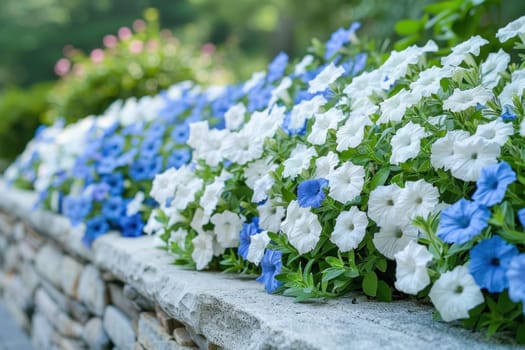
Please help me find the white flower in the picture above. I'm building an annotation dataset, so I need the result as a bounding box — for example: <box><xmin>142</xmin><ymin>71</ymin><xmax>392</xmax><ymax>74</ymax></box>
<box><xmin>443</xmin><ymin>86</ymin><xmax>493</xmax><ymax>112</ymax></box>
<box><xmin>282</xmin><ymin>144</ymin><xmax>317</xmax><ymax>179</ymax></box>
<box><xmin>173</xmin><ymin>177</ymin><xmax>204</xmax><ymax>211</ymax></box>
<box><xmin>368</xmin><ymin>184</ymin><xmax>406</xmax><ymax>227</ymax></box>
<box><xmin>498</xmin><ymin>69</ymin><xmax>525</xmax><ymax>107</ymax></box>
<box><xmin>188</xmin><ymin>122</ymin><xmax>226</xmax><ymax>166</ymax></box>
<box><xmin>144</xmin><ymin>212</ymin><xmax>164</xmax><ymax>236</ymax></box>
<box><xmin>168</xmin><ymin>228</ymin><xmax>188</xmax><ymax>247</ymax></box>
<box><xmin>243</xmin><ymin>71</ymin><xmax>266</xmax><ymax>93</ymax></box>
<box><xmin>191</xmin><ymin>233</ymin><xmax>215</xmax><ymax>270</ymax></box>
<box><xmin>307</xmin><ymin>108</ymin><xmax>344</xmax><ymax>145</ymax></box>
<box><xmin>430</xmin><ymin>130</ymin><xmax>470</xmax><ymax>170</ymax></box>
<box><xmin>288</xmin><ymin>95</ymin><xmax>327</xmax><ymax>130</ymax></box>
<box><xmin>258</xmin><ymin>200</ymin><xmax>286</xmax><ymax>233</ymax></box>
<box><xmin>308</xmin><ymin>63</ymin><xmax>345</xmax><ymax>94</ymax></box>
<box><xmin>294</xmin><ymin>54</ymin><xmax>314</xmax><ymax>75</ymax></box>
<box><xmin>126</xmin><ymin>191</ymin><xmax>145</xmax><ymax>216</ymax></box>
<box><xmin>450</xmin><ymin>136</ymin><xmax>501</xmax><ymax>181</ymax></box>
<box><xmin>373</xmin><ymin>223</ymin><xmax>419</xmax><ymax>260</ymax></box>
<box><xmin>331</xmin><ymin>207</ymin><xmax>369</xmax><ymax>252</ymax></box>
<box><xmin>244</xmin><ymin>158</ymin><xmax>277</xmax><ymax>189</ymax></box>
<box><xmin>282</xmin><ymin>205</ymin><xmax>322</xmax><ymax>255</ymax></box>
<box><xmin>474</xmin><ymin>118</ymin><xmax>514</xmax><ymax>146</ymax></box>
<box><xmin>224</xmin><ymin>103</ymin><xmax>246</xmax><ymax>130</ymax></box>
<box><xmin>378</xmin><ymin>89</ymin><xmax>421</xmax><ymax>124</ymax></box>
<box><xmin>390</xmin><ymin>122</ymin><xmax>428</xmax><ymax>165</ymax></box>
<box><xmin>336</xmin><ymin>114</ymin><xmax>371</xmax><ymax>152</ymax></box>
<box><xmin>441</xmin><ymin>35</ymin><xmax>489</xmax><ymax>66</ymax></box>
<box><xmin>314</xmin><ymin>152</ymin><xmax>339</xmax><ymax>178</ymax></box>
<box><xmin>481</xmin><ymin>49</ymin><xmax>510</xmax><ymax>89</ymax></box>
<box><xmin>200</xmin><ymin>178</ymin><xmax>225</xmax><ymax>217</ymax></box>
<box><xmin>394</xmin><ymin>241</ymin><xmax>433</xmax><ymax>295</ymax></box>
<box><xmin>343</xmin><ymin>69</ymin><xmax>382</xmax><ymax>99</ymax></box>
<box><xmin>151</xmin><ymin>167</ymin><xmax>178</xmax><ymax>205</ymax></box>
<box><xmin>398</xmin><ymin>180</ymin><xmax>440</xmax><ymax>220</ymax></box>
<box><xmin>252</xmin><ymin>174</ymin><xmax>275</xmax><ymax>203</ymax></box>
<box><xmin>270</xmin><ymin>77</ymin><xmax>292</xmax><ymax>105</ymax></box>
<box><xmin>221</xmin><ymin>130</ymin><xmax>264</xmax><ymax>165</ymax></box>
<box><xmin>496</xmin><ymin>15</ymin><xmax>525</xmax><ymax>42</ymax></box>
<box><xmin>190</xmin><ymin>208</ymin><xmax>210</xmax><ymax>236</ymax></box>
<box><xmin>410</xmin><ymin>66</ymin><xmax>453</xmax><ymax>97</ymax></box>
<box><xmin>211</xmin><ymin>211</ymin><xmax>244</xmax><ymax>248</ymax></box>
<box><xmin>429</xmin><ymin>265</ymin><xmax>484</xmax><ymax>322</ymax></box>
<box><xmin>246</xmin><ymin>231</ymin><xmax>271</xmax><ymax>265</ymax></box>
<box><xmin>326</xmin><ymin>162</ymin><xmax>365</xmax><ymax>204</ymax></box>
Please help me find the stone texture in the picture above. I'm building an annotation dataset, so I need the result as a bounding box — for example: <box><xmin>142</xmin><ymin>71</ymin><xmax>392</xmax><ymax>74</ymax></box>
<box><xmin>78</xmin><ymin>265</ymin><xmax>108</xmax><ymax>316</ymax></box>
<box><xmin>61</xmin><ymin>256</ymin><xmax>84</xmax><ymax>297</ymax></box>
<box><xmin>35</xmin><ymin>288</ymin><xmax>83</xmax><ymax>338</ymax></box>
<box><xmin>41</xmin><ymin>278</ymin><xmax>70</xmax><ymax>313</ymax></box>
<box><xmin>108</xmin><ymin>283</ymin><xmax>139</xmax><ymax>321</ymax></box>
<box><xmin>3</xmin><ymin>297</ymin><xmax>30</xmax><ymax>331</ymax></box>
<box><xmin>35</xmin><ymin>244</ymin><xmax>64</xmax><ymax>288</ymax></box>
<box><xmin>4</xmin><ymin>245</ymin><xmax>19</xmax><ymax>273</ymax></box>
<box><xmin>20</xmin><ymin>262</ymin><xmax>40</xmax><ymax>293</ymax></box>
<box><xmin>52</xmin><ymin>332</ymin><xmax>88</xmax><ymax>350</ymax></box>
<box><xmin>18</xmin><ymin>240</ymin><xmax>37</xmax><ymax>262</ymax></box>
<box><xmin>70</xmin><ymin>300</ymin><xmax>91</xmax><ymax>324</ymax></box>
<box><xmin>83</xmin><ymin>317</ymin><xmax>111</xmax><ymax>350</ymax></box>
<box><xmin>125</xmin><ymin>284</ymin><xmax>155</xmax><ymax>311</ymax></box>
<box><xmin>138</xmin><ymin>312</ymin><xmax>190</xmax><ymax>350</ymax></box>
<box><xmin>156</xmin><ymin>305</ymin><xmax>178</xmax><ymax>334</ymax></box>
<box><xmin>173</xmin><ymin>328</ymin><xmax>196</xmax><ymax>347</ymax></box>
<box><xmin>3</xmin><ymin>275</ymin><xmax>33</xmax><ymax>313</ymax></box>
<box><xmin>32</xmin><ymin>312</ymin><xmax>54</xmax><ymax>349</ymax></box>
<box><xmin>103</xmin><ymin>306</ymin><xmax>135</xmax><ymax>349</ymax></box>
<box><xmin>185</xmin><ymin>326</ymin><xmax>216</xmax><ymax>350</ymax></box>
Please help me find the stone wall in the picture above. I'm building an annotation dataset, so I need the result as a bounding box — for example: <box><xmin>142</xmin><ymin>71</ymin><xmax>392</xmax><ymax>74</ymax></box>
<box><xmin>0</xmin><ymin>183</ymin><xmax>518</xmax><ymax>350</ymax></box>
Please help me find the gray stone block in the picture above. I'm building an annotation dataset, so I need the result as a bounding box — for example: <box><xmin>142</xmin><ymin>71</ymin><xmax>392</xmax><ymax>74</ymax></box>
<box><xmin>78</xmin><ymin>265</ymin><xmax>108</xmax><ymax>316</ymax></box>
<box><xmin>138</xmin><ymin>312</ymin><xmax>190</xmax><ymax>350</ymax></box>
<box><xmin>103</xmin><ymin>306</ymin><xmax>135</xmax><ymax>349</ymax></box>
<box><xmin>35</xmin><ymin>244</ymin><xmax>64</xmax><ymax>288</ymax></box>
<box><xmin>83</xmin><ymin>317</ymin><xmax>111</xmax><ymax>350</ymax></box>
<box><xmin>35</xmin><ymin>288</ymin><xmax>83</xmax><ymax>338</ymax></box>
<box><xmin>61</xmin><ymin>256</ymin><xmax>84</xmax><ymax>298</ymax></box>
<box><xmin>32</xmin><ymin>312</ymin><xmax>54</xmax><ymax>349</ymax></box>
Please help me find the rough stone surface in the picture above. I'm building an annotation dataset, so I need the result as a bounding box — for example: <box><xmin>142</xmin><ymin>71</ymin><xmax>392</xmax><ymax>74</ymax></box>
<box><xmin>103</xmin><ymin>306</ymin><xmax>135</xmax><ymax>349</ymax></box>
<box><xmin>185</xmin><ymin>326</ymin><xmax>216</xmax><ymax>350</ymax></box>
<box><xmin>20</xmin><ymin>262</ymin><xmax>40</xmax><ymax>293</ymax></box>
<box><xmin>61</xmin><ymin>255</ymin><xmax>84</xmax><ymax>297</ymax></box>
<box><xmin>78</xmin><ymin>265</ymin><xmax>108</xmax><ymax>316</ymax></box>
<box><xmin>3</xmin><ymin>275</ymin><xmax>33</xmax><ymax>312</ymax></box>
<box><xmin>35</xmin><ymin>244</ymin><xmax>64</xmax><ymax>288</ymax></box>
<box><xmin>32</xmin><ymin>312</ymin><xmax>54</xmax><ymax>349</ymax></box>
<box><xmin>52</xmin><ymin>332</ymin><xmax>87</xmax><ymax>350</ymax></box>
<box><xmin>4</xmin><ymin>246</ymin><xmax>19</xmax><ymax>273</ymax></box>
<box><xmin>70</xmin><ymin>299</ymin><xmax>91</xmax><ymax>324</ymax></box>
<box><xmin>156</xmin><ymin>305</ymin><xmax>178</xmax><ymax>334</ymax></box>
<box><xmin>173</xmin><ymin>328</ymin><xmax>196</xmax><ymax>347</ymax></box>
<box><xmin>138</xmin><ymin>312</ymin><xmax>189</xmax><ymax>350</ymax></box>
<box><xmin>108</xmin><ymin>283</ymin><xmax>139</xmax><ymax>321</ymax></box>
<box><xmin>83</xmin><ymin>317</ymin><xmax>111</xmax><ymax>350</ymax></box>
<box><xmin>40</xmin><ymin>278</ymin><xmax>70</xmax><ymax>314</ymax></box>
<box><xmin>35</xmin><ymin>288</ymin><xmax>83</xmax><ymax>338</ymax></box>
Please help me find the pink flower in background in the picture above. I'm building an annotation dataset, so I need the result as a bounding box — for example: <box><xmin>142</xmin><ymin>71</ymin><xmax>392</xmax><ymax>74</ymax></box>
<box><xmin>202</xmin><ymin>43</ymin><xmax>216</xmax><ymax>55</ymax></box>
<box><xmin>54</xmin><ymin>58</ymin><xmax>71</xmax><ymax>76</ymax></box>
<box><xmin>73</xmin><ymin>63</ymin><xmax>85</xmax><ymax>77</ymax></box>
<box><xmin>63</xmin><ymin>44</ymin><xmax>76</xmax><ymax>57</ymax></box>
<box><xmin>129</xmin><ymin>40</ymin><xmax>144</xmax><ymax>54</ymax></box>
<box><xmin>90</xmin><ymin>49</ymin><xmax>104</xmax><ymax>64</ymax></box>
<box><xmin>118</xmin><ymin>27</ymin><xmax>132</xmax><ymax>40</ymax></box>
<box><xmin>103</xmin><ymin>35</ymin><xmax>118</xmax><ymax>48</ymax></box>
<box><xmin>133</xmin><ymin>19</ymin><xmax>146</xmax><ymax>32</ymax></box>
<box><xmin>146</xmin><ymin>39</ymin><xmax>159</xmax><ymax>52</ymax></box>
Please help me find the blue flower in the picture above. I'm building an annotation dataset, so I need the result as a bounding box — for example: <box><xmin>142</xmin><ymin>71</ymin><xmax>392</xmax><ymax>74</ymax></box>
<box><xmin>63</xmin><ymin>195</ymin><xmax>92</xmax><ymax>226</ymax></box>
<box><xmin>256</xmin><ymin>249</ymin><xmax>283</xmax><ymax>293</ymax></box>
<box><xmin>83</xmin><ymin>216</ymin><xmax>109</xmax><ymax>246</ymax></box>
<box><xmin>298</xmin><ymin>178</ymin><xmax>328</xmax><ymax>208</ymax></box>
<box><xmin>101</xmin><ymin>173</ymin><xmax>124</xmax><ymax>196</ymax></box>
<box><xmin>518</xmin><ymin>208</ymin><xmax>525</xmax><ymax>227</ymax></box>
<box><xmin>437</xmin><ymin>199</ymin><xmax>490</xmax><ymax>244</ymax></box>
<box><xmin>129</xmin><ymin>157</ymin><xmax>162</xmax><ymax>181</ymax></box>
<box><xmin>507</xmin><ymin>254</ymin><xmax>525</xmax><ymax>313</ymax></box>
<box><xmin>171</xmin><ymin>124</ymin><xmax>190</xmax><ymax>144</ymax></box>
<box><xmin>324</xmin><ymin>22</ymin><xmax>361</xmax><ymax>59</ymax></box>
<box><xmin>102</xmin><ymin>197</ymin><xmax>125</xmax><ymax>222</ymax></box>
<box><xmin>469</xmin><ymin>236</ymin><xmax>518</xmax><ymax>293</ymax></box>
<box><xmin>101</xmin><ymin>135</ymin><xmax>125</xmax><ymax>158</ymax></box>
<box><xmin>120</xmin><ymin>214</ymin><xmax>144</xmax><ymax>237</ymax></box>
<box><xmin>140</xmin><ymin>137</ymin><xmax>162</xmax><ymax>158</ymax></box>
<box><xmin>501</xmin><ymin>105</ymin><xmax>517</xmax><ymax>121</ymax></box>
<box><xmin>267</xmin><ymin>52</ymin><xmax>288</xmax><ymax>83</ymax></box>
<box><xmin>238</xmin><ymin>218</ymin><xmax>262</xmax><ymax>259</ymax></box>
<box><xmin>472</xmin><ymin>161</ymin><xmax>516</xmax><ymax>207</ymax></box>
<box><xmin>88</xmin><ymin>183</ymin><xmax>110</xmax><ymax>201</ymax></box>
<box><xmin>282</xmin><ymin>111</ymin><xmax>306</xmax><ymax>136</ymax></box>
<box><xmin>167</xmin><ymin>149</ymin><xmax>191</xmax><ymax>169</ymax></box>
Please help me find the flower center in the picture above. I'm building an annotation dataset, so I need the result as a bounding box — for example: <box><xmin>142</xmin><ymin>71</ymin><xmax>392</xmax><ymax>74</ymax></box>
<box><xmin>394</xmin><ymin>229</ymin><xmax>403</xmax><ymax>238</ymax></box>
<box><xmin>415</xmin><ymin>197</ymin><xmax>423</xmax><ymax>204</ymax></box>
<box><xmin>491</xmin><ymin>257</ymin><xmax>500</xmax><ymax>266</ymax></box>
<box><xmin>348</xmin><ymin>223</ymin><xmax>355</xmax><ymax>231</ymax></box>
<box><xmin>454</xmin><ymin>285</ymin><xmax>464</xmax><ymax>294</ymax></box>
<box><xmin>387</xmin><ymin>199</ymin><xmax>394</xmax><ymax>206</ymax></box>
<box><xmin>470</xmin><ymin>152</ymin><xmax>478</xmax><ymax>160</ymax></box>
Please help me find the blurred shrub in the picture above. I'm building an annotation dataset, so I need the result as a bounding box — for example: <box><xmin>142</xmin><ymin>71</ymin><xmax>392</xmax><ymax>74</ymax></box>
<box><xmin>0</xmin><ymin>82</ymin><xmax>52</xmax><ymax>166</ymax></box>
<box><xmin>45</xmin><ymin>8</ymin><xmax>232</xmax><ymax>123</ymax></box>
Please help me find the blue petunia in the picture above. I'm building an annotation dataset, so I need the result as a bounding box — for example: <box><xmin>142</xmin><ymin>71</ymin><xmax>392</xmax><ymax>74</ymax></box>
<box><xmin>101</xmin><ymin>173</ymin><xmax>124</xmax><ymax>196</ymax></box>
<box><xmin>171</xmin><ymin>124</ymin><xmax>190</xmax><ymax>144</ymax></box>
<box><xmin>518</xmin><ymin>208</ymin><xmax>525</xmax><ymax>227</ymax></box>
<box><xmin>267</xmin><ymin>52</ymin><xmax>289</xmax><ymax>83</ymax></box>
<box><xmin>507</xmin><ymin>254</ymin><xmax>525</xmax><ymax>314</ymax></box>
<box><xmin>238</xmin><ymin>218</ymin><xmax>262</xmax><ymax>260</ymax></box>
<box><xmin>324</xmin><ymin>22</ymin><xmax>361</xmax><ymax>60</ymax></box>
<box><xmin>83</xmin><ymin>216</ymin><xmax>109</xmax><ymax>246</ymax></box>
<box><xmin>102</xmin><ymin>197</ymin><xmax>125</xmax><ymax>222</ymax></box>
<box><xmin>437</xmin><ymin>199</ymin><xmax>490</xmax><ymax>244</ymax></box>
<box><xmin>472</xmin><ymin>161</ymin><xmax>516</xmax><ymax>207</ymax></box>
<box><xmin>501</xmin><ymin>105</ymin><xmax>517</xmax><ymax>121</ymax></box>
<box><xmin>297</xmin><ymin>178</ymin><xmax>329</xmax><ymax>208</ymax></box>
<box><xmin>120</xmin><ymin>214</ymin><xmax>145</xmax><ymax>237</ymax></box>
<box><xmin>469</xmin><ymin>236</ymin><xmax>518</xmax><ymax>293</ymax></box>
<box><xmin>63</xmin><ymin>195</ymin><xmax>92</xmax><ymax>226</ymax></box>
<box><xmin>101</xmin><ymin>135</ymin><xmax>125</xmax><ymax>158</ymax></box>
<box><xmin>256</xmin><ymin>249</ymin><xmax>283</xmax><ymax>293</ymax></box>
<box><xmin>167</xmin><ymin>149</ymin><xmax>191</xmax><ymax>169</ymax></box>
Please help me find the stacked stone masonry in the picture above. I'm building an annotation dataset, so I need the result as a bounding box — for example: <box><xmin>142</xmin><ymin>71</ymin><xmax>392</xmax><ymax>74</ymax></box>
<box><xmin>0</xmin><ymin>183</ymin><xmax>520</xmax><ymax>350</ymax></box>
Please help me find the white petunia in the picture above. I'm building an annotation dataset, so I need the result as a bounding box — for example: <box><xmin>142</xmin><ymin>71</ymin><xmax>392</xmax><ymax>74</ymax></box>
<box><xmin>285</xmin><ymin>209</ymin><xmax>322</xmax><ymax>255</ymax></box>
<box><xmin>314</xmin><ymin>152</ymin><xmax>339</xmax><ymax>178</ymax></box>
<box><xmin>151</xmin><ymin>167</ymin><xmax>178</xmax><ymax>205</ymax></box>
<box><xmin>246</xmin><ymin>231</ymin><xmax>271</xmax><ymax>265</ymax></box>
<box><xmin>480</xmin><ymin>49</ymin><xmax>510</xmax><ymax>89</ymax></box>
<box><xmin>343</xmin><ymin>69</ymin><xmax>383</xmax><ymax>100</ymax></box>
<box><xmin>288</xmin><ymin>95</ymin><xmax>327</xmax><ymax>130</ymax></box>
<box><xmin>498</xmin><ymin>69</ymin><xmax>525</xmax><ymax>107</ymax></box>
<box><xmin>450</xmin><ymin>136</ymin><xmax>501</xmax><ymax>182</ymax></box>
<box><xmin>251</xmin><ymin>174</ymin><xmax>275</xmax><ymax>203</ymax></box>
<box><xmin>281</xmin><ymin>200</ymin><xmax>305</xmax><ymax>235</ymax></box>
<box><xmin>372</xmin><ymin>223</ymin><xmax>419</xmax><ymax>260</ymax></box>
<box><xmin>308</xmin><ymin>63</ymin><xmax>345</xmax><ymax>94</ymax></box>
<box><xmin>368</xmin><ymin>184</ymin><xmax>406</xmax><ymax>227</ymax></box>
<box><xmin>191</xmin><ymin>233</ymin><xmax>215</xmax><ymax>270</ymax></box>
<box><xmin>211</xmin><ymin>211</ymin><xmax>244</xmax><ymax>248</ymax></box>
<box><xmin>258</xmin><ymin>200</ymin><xmax>286</xmax><ymax>233</ymax></box>
<box><xmin>307</xmin><ymin>108</ymin><xmax>344</xmax><ymax>145</ymax></box>
<box><xmin>474</xmin><ymin>118</ymin><xmax>514</xmax><ymax>146</ymax></box>
<box><xmin>326</xmin><ymin>162</ymin><xmax>365</xmax><ymax>204</ymax></box>
<box><xmin>188</xmin><ymin>122</ymin><xmax>227</xmax><ymax>166</ymax></box>
<box><xmin>394</xmin><ymin>241</ymin><xmax>433</xmax><ymax>295</ymax></box>
<box><xmin>221</xmin><ymin>130</ymin><xmax>264</xmax><ymax>165</ymax></box>
<box><xmin>243</xmin><ymin>71</ymin><xmax>266</xmax><ymax>93</ymax></box>
<box><xmin>410</xmin><ymin>66</ymin><xmax>453</xmax><ymax>97</ymax></box>
<box><xmin>190</xmin><ymin>208</ymin><xmax>210</xmax><ymax>236</ymax></box>
<box><xmin>336</xmin><ymin>114</ymin><xmax>372</xmax><ymax>152</ymax></box>
<box><xmin>429</xmin><ymin>265</ymin><xmax>484</xmax><ymax>322</ymax></box>
<box><xmin>441</xmin><ymin>35</ymin><xmax>489</xmax><ymax>67</ymax></box>
<box><xmin>244</xmin><ymin>158</ymin><xmax>277</xmax><ymax>189</ymax></box>
<box><xmin>168</xmin><ymin>228</ymin><xmax>188</xmax><ymax>248</ymax></box>
<box><xmin>331</xmin><ymin>207</ymin><xmax>369</xmax><ymax>252</ymax></box>
<box><xmin>224</xmin><ymin>103</ymin><xmax>247</xmax><ymax>130</ymax></box>
<box><xmin>144</xmin><ymin>212</ymin><xmax>164</xmax><ymax>236</ymax></box>
<box><xmin>378</xmin><ymin>89</ymin><xmax>421</xmax><ymax>124</ymax></box>
<box><xmin>126</xmin><ymin>191</ymin><xmax>145</xmax><ymax>216</ymax></box>
<box><xmin>282</xmin><ymin>144</ymin><xmax>317</xmax><ymax>179</ymax></box>
<box><xmin>443</xmin><ymin>86</ymin><xmax>493</xmax><ymax>112</ymax></box>
<box><xmin>390</xmin><ymin>122</ymin><xmax>428</xmax><ymax>165</ymax></box>
<box><xmin>294</xmin><ymin>54</ymin><xmax>314</xmax><ymax>75</ymax></box>
<box><xmin>398</xmin><ymin>180</ymin><xmax>440</xmax><ymax>221</ymax></box>
<box><xmin>430</xmin><ymin>130</ymin><xmax>470</xmax><ymax>170</ymax></box>
<box><xmin>496</xmin><ymin>15</ymin><xmax>525</xmax><ymax>42</ymax></box>
<box><xmin>270</xmin><ymin>77</ymin><xmax>293</xmax><ymax>105</ymax></box>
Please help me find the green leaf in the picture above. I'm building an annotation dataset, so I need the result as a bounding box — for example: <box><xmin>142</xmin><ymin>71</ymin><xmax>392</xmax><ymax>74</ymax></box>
<box><xmin>517</xmin><ymin>323</ymin><xmax>525</xmax><ymax>344</ymax></box>
<box><xmin>375</xmin><ymin>258</ymin><xmax>388</xmax><ymax>273</ymax></box>
<box><xmin>376</xmin><ymin>280</ymin><xmax>392</xmax><ymax>302</ymax></box>
<box><xmin>369</xmin><ymin>167</ymin><xmax>390</xmax><ymax>191</ymax></box>
<box><xmin>362</xmin><ymin>271</ymin><xmax>378</xmax><ymax>297</ymax></box>
<box><xmin>322</xmin><ymin>267</ymin><xmax>345</xmax><ymax>283</ymax></box>
<box><xmin>395</xmin><ymin>19</ymin><xmax>422</xmax><ymax>35</ymax></box>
